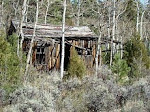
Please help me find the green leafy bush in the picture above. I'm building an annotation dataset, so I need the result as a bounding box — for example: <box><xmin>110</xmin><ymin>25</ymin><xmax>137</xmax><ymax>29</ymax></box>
<box><xmin>111</xmin><ymin>54</ymin><xmax>130</xmax><ymax>84</ymax></box>
<box><xmin>66</xmin><ymin>47</ymin><xmax>86</xmax><ymax>79</ymax></box>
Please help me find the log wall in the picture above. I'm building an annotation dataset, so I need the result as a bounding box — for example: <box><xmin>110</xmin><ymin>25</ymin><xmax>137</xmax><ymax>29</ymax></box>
<box><xmin>24</xmin><ymin>38</ymin><xmax>98</xmax><ymax>72</ymax></box>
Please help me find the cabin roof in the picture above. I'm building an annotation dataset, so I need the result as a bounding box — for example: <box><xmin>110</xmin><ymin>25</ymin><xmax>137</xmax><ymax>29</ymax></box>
<box><xmin>12</xmin><ymin>20</ymin><xmax>98</xmax><ymax>40</ymax></box>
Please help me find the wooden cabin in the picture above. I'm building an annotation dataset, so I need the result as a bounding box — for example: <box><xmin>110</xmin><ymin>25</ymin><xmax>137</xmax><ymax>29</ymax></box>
<box><xmin>10</xmin><ymin>20</ymin><xmax>99</xmax><ymax>71</ymax></box>
<box><xmin>9</xmin><ymin>20</ymin><xmax>121</xmax><ymax>72</ymax></box>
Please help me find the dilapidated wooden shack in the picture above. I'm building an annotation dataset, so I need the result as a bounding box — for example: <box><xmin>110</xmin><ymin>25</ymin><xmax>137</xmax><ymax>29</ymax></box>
<box><xmin>10</xmin><ymin>20</ymin><xmax>121</xmax><ymax>72</ymax></box>
<box><xmin>10</xmin><ymin>20</ymin><xmax>99</xmax><ymax>71</ymax></box>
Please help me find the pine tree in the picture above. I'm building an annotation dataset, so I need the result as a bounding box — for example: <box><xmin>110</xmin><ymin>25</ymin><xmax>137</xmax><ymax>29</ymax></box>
<box><xmin>66</xmin><ymin>47</ymin><xmax>86</xmax><ymax>79</ymax></box>
<box><xmin>111</xmin><ymin>53</ymin><xmax>130</xmax><ymax>84</ymax></box>
<box><xmin>0</xmin><ymin>31</ymin><xmax>21</xmax><ymax>95</ymax></box>
<box><xmin>124</xmin><ymin>34</ymin><xmax>150</xmax><ymax>78</ymax></box>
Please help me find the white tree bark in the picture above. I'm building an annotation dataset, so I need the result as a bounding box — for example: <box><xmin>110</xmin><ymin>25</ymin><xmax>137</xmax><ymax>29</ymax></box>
<box><xmin>95</xmin><ymin>2</ymin><xmax>102</xmax><ymax>76</ymax></box>
<box><xmin>1</xmin><ymin>0</ymin><xmax>4</xmax><ymax>27</ymax></box>
<box><xmin>120</xmin><ymin>36</ymin><xmax>123</xmax><ymax>59</ymax></box>
<box><xmin>12</xmin><ymin>0</ymin><xmax>20</xmax><ymax>56</ymax></box>
<box><xmin>44</xmin><ymin>0</ymin><xmax>50</xmax><ymax>24</ymax></box>
<box><xmin>95</xmin><ymin>30</ymin><xmax>101</xmax><ymax>76</ymax></box>
<box><xmin>140</xmin><ymin>11</ymin><xmax>145</xmax><ymax>40</ymax></box>
<box><xmin>20</xmin><ymin>0</ymin><xmax>28</xmax><ymax>57</ymax></box>
<box><xmin>25</xmin><ymin>0</ymin><xmax>30</xmax><ymax>22</ymax></box>
<box><xmin>107</xmin><ymin>7</ymin><xmax>111</xmax><ymax>50</ymax></box>
<box><xmin>60</xmin><ymin>0</ymin><xmax>66</xmax><ymax>79</ymax></box>
<box><xmin>12</xmin><ymin>0</ymin><xmax>19</xmax><ymax>18</ymax></box>
<box><xmin>77</xmin><ymin>0</ymin><xmax>80</xmax><ymax>26</ymax></box>
<box><xmin>115</xmin><ymin>5</ymin><xmax>127</xmax><ymax>54</ymax></box>
<box><xmin>24</xmin><ymin>0</ymin><xmax>39</xmax><ymax>78</ymax></box>
<box><xmin>136</xmin><ymin>0</ymin><xmax>139</xmax><ymax>32</ymax></box>
<box><xmin>110</xmin><ymin>0</ymin><xmax>116</xmax><ymax>66</ymax></box>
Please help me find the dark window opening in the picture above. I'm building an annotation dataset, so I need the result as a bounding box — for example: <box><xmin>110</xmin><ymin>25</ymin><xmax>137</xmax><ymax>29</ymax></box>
<box><xmin>36</xmin><ymin>47</ymin><xmax>45</xmax><ymax>64</ymax></box>
<box><xmin>75</xmin><ymin>47</ymin><xmax>92</xmax><ymax>56</ymax></box>
<box><xmin>23</xmin><ymin>39</ymin><xmax>30</xmax><ymax>54</ymax></box>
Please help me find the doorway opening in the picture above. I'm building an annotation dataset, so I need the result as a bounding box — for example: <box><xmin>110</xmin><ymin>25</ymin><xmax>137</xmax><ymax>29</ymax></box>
<box><xmin>64</xmin><ymin>44</ymin><xmax>71</xmax><ymax>70</ymax></box>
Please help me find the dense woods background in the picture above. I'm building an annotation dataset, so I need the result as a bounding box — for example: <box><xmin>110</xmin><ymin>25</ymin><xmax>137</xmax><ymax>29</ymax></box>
<box><xmin>0</xmin><ymin>0</ymin><xmax>150</xmax><ymax>112</ymax></box>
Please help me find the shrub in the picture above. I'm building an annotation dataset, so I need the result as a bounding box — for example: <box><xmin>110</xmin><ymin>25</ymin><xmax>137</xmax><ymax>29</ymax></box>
<box><xmin>66</xmin><ymin>47</ymin><xmax>86</xmax><ymax>79</ymax></box>
<box><xmin>111</xmin><ymin>53</ymin><xmax>130</xmax><ymax>84</ymax></box>
<box><xmin>2</xmin><ymin>68</ymin><xmax>150</xmax><ymax>112</ymax></box>
<box><xmin>102</xmin><ymin>50</ymin><xmax>111</xmax><ymax>65</ymax></box>
<box><xmin>124</xmin><ymin>34</ymin><xmax>150</xmax><ymax>79</ymax></box>
<box><xmin>3</xmin><ymin>85</ymin><xmax>55</xmax><ymax>112</ymax></box>
<box><xmin>0</xmin><ymin>31</ymin><xmax>21</xmax><ymax>96</ymax></box>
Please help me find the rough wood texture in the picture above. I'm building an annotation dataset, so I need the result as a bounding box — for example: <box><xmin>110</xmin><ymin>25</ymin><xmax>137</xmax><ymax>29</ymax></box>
<box><xmin>12</xmin><ymin>20</ymin><xmax>97</xmax><ymax>39</ymax></box>
<box><xmin>10</xmin><ymin>18</ymin><xmax>122</xmax><ymax>72</ymax></box>
<box><xmin>56</xmin><ymin>44</ymin><xmax>60</xmax><ymax>69</ymax></box>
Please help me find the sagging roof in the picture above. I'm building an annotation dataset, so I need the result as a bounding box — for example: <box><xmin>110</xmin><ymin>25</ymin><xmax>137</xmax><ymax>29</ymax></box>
<box><xmin>12</xmin><ymin>20</ymin><xmax>98</xmax><ymax>40</ymax></box>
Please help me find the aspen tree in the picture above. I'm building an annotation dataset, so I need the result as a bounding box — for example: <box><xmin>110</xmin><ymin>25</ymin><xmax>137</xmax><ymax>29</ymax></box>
<box><xmin>136</xmin><ymin>0</ymin><xmax>139</xmax><ymax>32</ymax></box>
<box><xmin>44</xmin><ymin>0</ymin><xmax>50</xmax><ymax>24</ymax></box>
<box><xmin>25</xmin><ymin>0</ymin><xmax>39</xmax><ymax>79</ymax></box>
<box><xmin>140</xmin><ymin>11</ymin><xmax>145</xmax><ymax>40</ymax></box>
<box><xmin>19</xmin><ymin>0</ymin><xmax>28</xmax><ymax>58</ymax></box>
<box><xmin>60</xmin><ymin>0</ymin><xmax>66</xmax><ymax>79</ymax></box>
<box><xmin>77</xmin><ymin>0</ymin><xmax>80</xmax><ymax>26</ymax></box>
<box><xmin>110</xmin><ymin>0</ymin><xmax>116</xmax><ymax>66</ymax></box>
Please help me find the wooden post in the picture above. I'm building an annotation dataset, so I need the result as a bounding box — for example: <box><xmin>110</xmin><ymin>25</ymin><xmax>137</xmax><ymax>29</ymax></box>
<box><xmin>92</xmin><ymin>43</ymin><xmax>96</xmax><ymax>66</ymax></box>
<box><xmin>48</xmin><ymin>46</ymin><xmax>53</xmax><ymax>70</ymax></box>
<box><xmin>56</xmin><ymin>44</ymin><xmax>60</xmax><ymax>69</ymax></box>
<box><xmin>52</xmin><ymin>45</ymin><xmax>55</xmax><ymax>68</ymax></box>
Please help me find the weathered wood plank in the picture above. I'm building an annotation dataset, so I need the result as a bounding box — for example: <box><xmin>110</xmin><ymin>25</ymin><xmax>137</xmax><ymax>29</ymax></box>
<box><xmin>56</xmin><ymin>44</ymin><xmax>60</xmax><ymax>69</ymax></box>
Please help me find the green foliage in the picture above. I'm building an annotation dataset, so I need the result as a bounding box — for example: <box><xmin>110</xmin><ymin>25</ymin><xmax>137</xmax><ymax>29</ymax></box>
<box><xmin>102</xmin><ymin>50</ymin><xmax>110</xmax><ymax>65</ymax></box>
<box><xmin>47</xmin><ymin>1</ymin><xmax>63</xmax><ymax>25</ymax></box>
<box><xmin>7</xmin><ymin>33</ymin><xmax>18</xmax><ymax>51</ymax></box>
<box><xmin>124</xmin><ymin>34</ymin><xmax>150</xmax><ymax>78</ymax></box>
<box><xmin>111</xmin><ymin>54</ymin><xmax>130</xmax><ymax>84</ymax></box>
<box><xmin>66</xmin><ymin>47</ymin><xmax>86</xmax><ymax>79</ymax></box>
<box><xmin>0</xmin><ymin>31</ymin><xmax>21</xmax><ymax>95</ymax></box>
<box><xmin>124</xmin><ymin>0</ymin><xmax>137</xmax><ymax>22</ymax></box>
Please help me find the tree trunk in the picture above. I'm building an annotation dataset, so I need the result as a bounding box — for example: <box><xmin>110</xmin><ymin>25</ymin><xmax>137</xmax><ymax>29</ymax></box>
<box><xmin>20</xmin><ymin>0</ymin><xmax>28</xmax><ymax>57</ymax></box>
<box><xmin>115</xmin><ymin>5</ymin><xmax>127</xmax><ymax>54</ymax></box>
<box><xmin>120</xmin><ymin>36</ymin><xmax>123</xmax><ymax>59</ymax></box>
<box><xmin>95</xmin><ymin>31</ymin><xmax>101</xmax><ymax>76</ymax></box>
<box><xmin>140</xmin><ymin>11</ymin><xmax>145</xmax><ymax>40</ymax></box>
<box><xmin>77</xmin><ymin>0</ymin><xmax>80</xmax><ymax>26</ymax></box>
<box><xmin>24</xmin><ymin>0</ymin><xmax>39</xmax><ymax>79</ymax></box>
<box><xmin>44</xmin><ymin>0</ymin><xmax>50</xmax><ymax>24</ymax></box>
<box><xmin>110</xmin><ymin>0</ymin><xmax>116</xmax><ymax>66</ymax></box>
<box><xmin>17</xmin><ymin>35</ymin><xmax>20</xmax><ymax>57</ymax></box>
<box><xmin>107</xmin><ymin>7</ymin><xmax>111</xmax><ymax>50</ymax></box>
<box><xmin>1</xmin><ymin>0</ymin><xmax>4</xmax><ymax>27</ymax></box>
<box><xmin>12</xmin><ymin>0</ymin><xmax>19</xmax><ymax>19</ymax></box>
<box><xmin>60</xmin><ymin>0</ymin><xmax>66</xmax><ymax>79</ymax></box>
<box><xmin>136</xmin><ymin>0</ymin><xmax>139</xmax><ymax>32</ymax></box>
<box><xmin>25</xmin><ymin>0</ymin><xmax>30</xmax><ymax>22</ymax></box>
